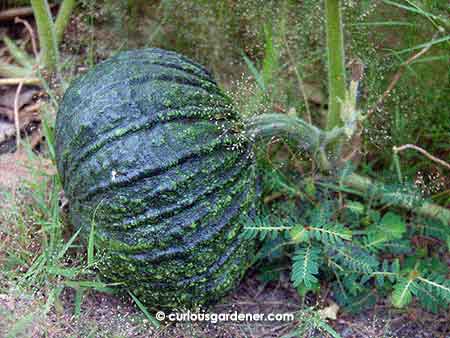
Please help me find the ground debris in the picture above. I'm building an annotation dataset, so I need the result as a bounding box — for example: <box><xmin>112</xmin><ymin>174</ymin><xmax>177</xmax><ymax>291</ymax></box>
<box><xmin>0</xmin><ymin>150</ymin><xmax>54</xmax><ymax>191</ymax></box>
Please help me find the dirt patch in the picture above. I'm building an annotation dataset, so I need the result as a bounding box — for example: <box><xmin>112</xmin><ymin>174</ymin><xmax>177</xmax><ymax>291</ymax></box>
<box><xmin>0</xmin><ymin>151</ymin><xmax>54</xmax><ymax>192</ymax></box>
<box><xmin>2</xmin><ymin>271</ymin><xmax>448</xmax><ymax>338</ymax></box>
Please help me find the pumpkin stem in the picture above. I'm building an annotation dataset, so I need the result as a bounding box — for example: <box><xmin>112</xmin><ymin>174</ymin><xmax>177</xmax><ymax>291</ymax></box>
<box><xmin>246</xmin><ymin>114</ymin><xmax>321</xmax><ymax>150</ymax></box>
<box><xmin>247</xmin><ymin>113</ymin><xmax>450</xmax><ymax>225</ymax></box>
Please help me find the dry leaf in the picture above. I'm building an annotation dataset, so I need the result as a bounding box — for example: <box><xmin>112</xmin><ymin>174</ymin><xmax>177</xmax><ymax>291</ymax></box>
<box><xmin>0</xmin><ymin>87</ymin><xmax>37</xmax><ymax>120</ymax></box>
<box><xmin>318</xmin><ymin>301</ymin><xmax>340</xmax><ymax>320</ymax></box>
<box><xmin>0</xmin><ymin>120</ymin><xmax>15</xmax><ymax>144</ymax></box>
<box><xmin>0</xmin><ymin>103</ymin><xmax>42</xmax><ymax>147</ymax></box>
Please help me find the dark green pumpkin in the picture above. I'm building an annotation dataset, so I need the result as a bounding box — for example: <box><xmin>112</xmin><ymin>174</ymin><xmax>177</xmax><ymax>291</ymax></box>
<box><xmin>55</xmin><ymin>48</ymin><xmax>257</xmax><ymax>308</ymax></box>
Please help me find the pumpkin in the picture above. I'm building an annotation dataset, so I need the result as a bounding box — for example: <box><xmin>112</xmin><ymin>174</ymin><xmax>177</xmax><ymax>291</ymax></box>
<box><xmin>55</xmin><ymin>48</ymin><xmax>257</xmax><ymax>308</ymax></box>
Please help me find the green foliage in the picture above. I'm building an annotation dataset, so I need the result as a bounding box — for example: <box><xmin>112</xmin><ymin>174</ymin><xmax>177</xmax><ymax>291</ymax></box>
<box><xmin>128</xmin><ymin>291</ymin><xmax>160</xmax><ymax>328</ymax></box>
<box><xmin>97</xmin><ymin>0</ymin><xmax>449</xmax><ymax>172</ymax></box>
<box><xmin>0</xmin><ymin>114</ymin><xmax>118</xmax><ymax>322</ymax></box>
<box><xmin>392</xmin><ymin>277</ymin><xmax>415</xmax><ymax>308</ymax></box>
<box><xmin>0</xmin><ymin>0</ymin><xmax>76</xmax><ymax>80</ymax></box>
<box><xmin>416</xmin><ymin>272</ymin><xmax>450</xmax><ymax>312</ymax></box>
<box><xmin>291</xmin><ymin>243</ymin><xmax>321</xmax><ymax>289</ymax></box>
<box><xmin>390</xmin><ymin>268</ymin><xmax>450</xmax><ymax>312</ymax></box>
<box><xmin>286</xmin><ymin>307</ymin><xmax>343</xmax><ymax>338</ymax></box>
<box><xmin>246</xmin><ymin>157</ymin><xmax>450</xmax><ymax>314</ymax></box>
<box><xmin>347</xmin><ymin>1</ymin><xmax>449</xmax><ymax>172</ymax></box>
<box><xmin>330</xmin><ymin>243</ymin><xmax>379</xmax><ymax>274</ymax></box>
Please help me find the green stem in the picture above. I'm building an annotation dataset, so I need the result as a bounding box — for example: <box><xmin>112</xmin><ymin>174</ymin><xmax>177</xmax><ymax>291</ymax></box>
<box><xmin>31</xmin><ymin>0</ymin><xmax>59</xmax><ymax>72</ymax></box>
<box><xmin>246</xmin><ymin>114</ymin><xmax>344</xmax><ymax>171</ymax></box>
<box><xmin>248</xmin><ymin>113</ymin><xmax>450</xmax><ymax>225</ymax></box>
<box><xmin>0</xmin><ymin>62</ymin><xmax>34</xmax><ymax>78</ymax></box>
<box><xmin>3</xmin><ymin>36</ymin><xmax>34</xmax><ymax>68</ymax></box>
<box><xmin>55</xmin><ymin>0</ymin><xmax>76</xmax><ymax>45</ymax></box>
<box><xmin>325</xmin><ymin>0</ymin><xmax>346</xmax><ymax>130</ymax></box>
<box><xmin>246</xmin><ymin>114</ymin><xmax>322</xmax><ymax>152</ymax></box>
<box><xmin>342</xmin><ymin>173</ymin><xmax>450</xmax><ymax>225</ymax></box>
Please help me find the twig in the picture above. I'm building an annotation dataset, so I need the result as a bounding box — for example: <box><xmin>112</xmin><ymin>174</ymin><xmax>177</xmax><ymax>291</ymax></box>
<box><xmin>0</xmin><ymin>4</ymin><xmax>57</xmax><ymax>22</ymax></box>
<box><xmin>0</xmin><ymin>6</ymin><xmax>34</xmax><ymax>21</ymax></box>
<box><xmin>14</xmin><ymin>82</ymin><xmax>24</xmax><ymax>149</ymax></box>
<box><xmin>15</xmin><ymin>17</ymin><xmax>39</xmax><ymax>59</ymax></box>
<box><xmin>367</xmin><ymin>31</ymin><xmax>441</xmax><ymax>118</ymax></box>
<box><xmin>393</xmin><ymin>144</ymin><xmax>450</xmax><ymax>170</ymax></box>
<box><xmin>0</xmin><ymin>78</ymin><xmax>40</xmax><ymax>85</ymax></box>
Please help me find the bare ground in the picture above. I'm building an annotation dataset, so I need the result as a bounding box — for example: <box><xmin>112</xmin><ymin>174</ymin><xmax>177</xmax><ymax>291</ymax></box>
<box><xmin>1</xmin><ymin>269</ymin><xmax>449</xmax><ymax>338</ymax></box>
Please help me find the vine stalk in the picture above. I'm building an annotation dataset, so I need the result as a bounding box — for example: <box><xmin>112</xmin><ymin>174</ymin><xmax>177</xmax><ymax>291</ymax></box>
<box><xmin>325</xmin><ymin>0</ymin><xmax>346</xmax><ymax>132</ymax></box>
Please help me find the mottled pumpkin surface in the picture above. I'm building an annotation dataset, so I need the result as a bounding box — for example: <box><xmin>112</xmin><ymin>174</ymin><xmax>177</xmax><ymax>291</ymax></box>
<box><xmin>55</xmin><ymin>48</ymin><xmax>257</xmax><ymax>308</ymax></box>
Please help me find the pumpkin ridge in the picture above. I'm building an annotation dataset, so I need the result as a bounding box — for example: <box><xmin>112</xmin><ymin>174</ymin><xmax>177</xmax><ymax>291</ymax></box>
<box><xmin>62</xmin><ymin>117</ymin><xmax>227</xmax><ymax>183</ymax></box>
<box><xmin>66</xmin><ymin>72</ymin><xmax>221</xmax><ymax>109</ymax></box>
<box><xmin>59</xmin><ymin>100</ymin><xmax>238</xmax><ymax>182</ymax></box>
<box><xmin>101</xmin><ymin>149</ymin><xmax>252</xmax><ymax>230</ymax></box>
<box><xmin>92</xmin><ymin>161</ymin><xmax>249</xmax><ymax>234</ymax></box>
<box><xmin>108</xmin><ymin>48</ymin><xmax>214</xmax><ymax>78</ymax></box>
<box><xmin>64</xmin><ymin>108</ymin><xmax>236</xmax><ymax>175</ymax></box>
<box><xmin>56</xmin><ymin>75</ymin><xmax>227</xmax><ymax>137</ymax></box>
<box><xmin>94</xmin><ymin>58</ymin><xmax>217</xmax><ymax>88</ymax></box>
<box><xmin>72</xmin><ymin>134</ymin><xmax>242</xmax><ymax>202</ymax></box>
<box><xmin>146</xmin><ymin>61</ymin><xmax>216</xmax><ymax>82</ymax></box>
<box><xmin>131</xmin><ymin>239</ymin><xmax>253</xmax><ymax>307</ymax></box>
<box><xmin>134</xmin><ymin>234</ymin><xmax>246</xmax><ymax>287</ymax></box>
<box><xmin>74</xmin><ymin>148</ymin><xmax>240</xmax><ymax>221</ymax></box>
<box><xmin>97</xmin><ymin>167</ymin><xmax>253</xmax><ymax>252</ymax></box>
<box><xmin>98</xmin><ymin>191</ymin><xmax>254</xmax><ymax>283</ymax></box>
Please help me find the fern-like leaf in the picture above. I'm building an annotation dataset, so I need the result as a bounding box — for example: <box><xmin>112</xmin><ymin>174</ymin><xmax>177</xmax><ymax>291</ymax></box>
<box><xmin>241</xmin><ymin>215</ymin><xmax>288</xmax><ymax>241</ymax></box>
<box><xmin>414</xmin><ymin>218</ymin><xmax>450</xmax><ymax>249</ymax></box>
<box><xmin>392</xmin><ymin>278</ymin><xmax>416</xmax><ymax>308</ymax></box>
<box><xmin>308</xmin><ymin>201</ymin><xmax>335</xmax><ymax>227</ymax></box>
<box><xmin>381</xmin><ymin>240</ymin><xmax>413</xmax><ymax>254</ymax></box>
<box><xmin>416</xmin><ymin>272</ymin><xmax>450</xmax><ymax>312</ymax></box>
<box><xmin>374</xmin><ymin>259</ymin><xmax>400</xmax><ymax>287</ymax></box>
<box><xmin>291</xmin><ymin>243</ymin><xmax>321</xmax><ymax>289</ymax></box>
<box><xmin>330</xmin><ymin>244</ymin><xmax>379</xmax><ymax>274</ymax></box>
<box><xmin>309</xmin><ymin>223</ymin><xmax>352</xmax><ymax>245</ymax></box>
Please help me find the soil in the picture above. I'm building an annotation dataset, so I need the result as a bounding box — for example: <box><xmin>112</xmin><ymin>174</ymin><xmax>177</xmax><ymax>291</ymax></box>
<box><xmin>1</xmin><ymin>270</ymin><xmax>448</xmax><ymax>338</ymax></box>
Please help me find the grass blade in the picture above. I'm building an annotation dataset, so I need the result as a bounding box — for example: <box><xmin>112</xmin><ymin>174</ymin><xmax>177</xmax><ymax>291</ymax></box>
<box><xmin>74</xmin><ymin>287</ymin><xmax>84</xmax><ymax>317</ymax></box>
<box><xmin>87</xmin><ymin>221</ymin><xmax>95</xmax><ymax>266</ymax></box>
<box><xmin>389</xmin><ymin>35</ymin><xmax>450</xmax><ymax>56</ymax></box>
<box><xmin>128</xmin><ymin>291</ymin><xmax>160</xmax><ymax>328</ymax></box>
<box><xmin>242</xmin><ymin>53</ymin><xmax>266</xmax><ymax>92</ymax></box>
<box><xmin>56</xmin><ymin>228</ymin><xmax>81</xmax><ymax>261</ymax></box>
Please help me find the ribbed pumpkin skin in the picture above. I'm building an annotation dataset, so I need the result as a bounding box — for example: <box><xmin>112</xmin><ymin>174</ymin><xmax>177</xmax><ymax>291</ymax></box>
<box><xmin>55</xmin><ymin>48</ymin><xmax>256</xmax><ymax>308</ymax></box>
